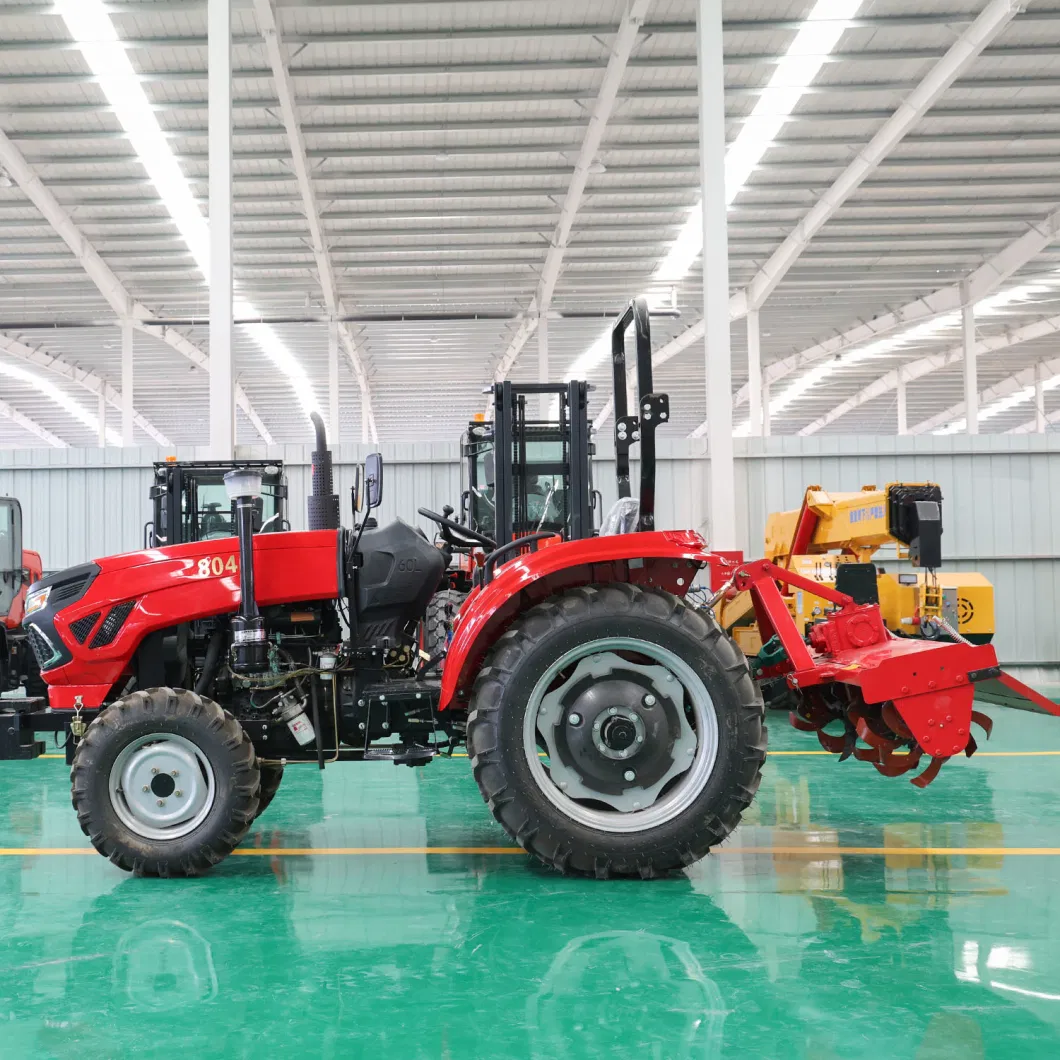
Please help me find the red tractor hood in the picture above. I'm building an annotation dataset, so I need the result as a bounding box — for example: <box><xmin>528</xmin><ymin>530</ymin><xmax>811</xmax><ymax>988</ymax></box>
<box><xmin>31</xmin><ymin>530</ymin><xmax>340</xmax><ymax>708</ymax></box>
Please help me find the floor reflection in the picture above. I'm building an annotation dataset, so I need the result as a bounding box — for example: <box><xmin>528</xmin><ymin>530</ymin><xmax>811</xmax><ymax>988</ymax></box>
<box><xmin>3</xmin><ymin>712</ymin><xmax>1060</xmax><ymax>1057</ymax></box>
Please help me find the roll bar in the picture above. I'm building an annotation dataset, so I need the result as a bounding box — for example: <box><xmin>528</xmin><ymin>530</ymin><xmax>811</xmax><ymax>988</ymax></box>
<box><xmin>610</xmin><ymin>297</ymin><xmax>669</xmax><ymax>532</ymax></box>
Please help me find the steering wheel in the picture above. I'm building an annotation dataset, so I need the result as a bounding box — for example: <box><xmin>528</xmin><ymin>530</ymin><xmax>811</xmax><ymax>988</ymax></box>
<box><xmin>418</xmin><ymin>506</ymin><xmax>497</xmax><ymax>550</ymax></box>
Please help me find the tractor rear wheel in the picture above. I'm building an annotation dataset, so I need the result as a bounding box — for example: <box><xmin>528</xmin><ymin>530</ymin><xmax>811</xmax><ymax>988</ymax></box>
<box><xmin>467</xmin><ymin>584</ymin><xmax>766</xmax><ymax>878</ymax></box>
<box><xmin>70</xmin><ymin>687</ymin><xmax>260</xmax><ymax>876</ymax></box>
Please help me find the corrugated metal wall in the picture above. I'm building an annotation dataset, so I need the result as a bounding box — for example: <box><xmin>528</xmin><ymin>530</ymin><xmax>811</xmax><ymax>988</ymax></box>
<box><xmin>3</xmin><ymin>434</ymin><xmax>1058</xmax><ymax>669</ymax></box>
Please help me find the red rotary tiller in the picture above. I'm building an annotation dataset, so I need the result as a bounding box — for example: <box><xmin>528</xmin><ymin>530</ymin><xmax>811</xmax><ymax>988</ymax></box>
<box><xmin>723</xmin><ymin>557</ymin><xmax>1055</xmax><ymax>787</ymax></box>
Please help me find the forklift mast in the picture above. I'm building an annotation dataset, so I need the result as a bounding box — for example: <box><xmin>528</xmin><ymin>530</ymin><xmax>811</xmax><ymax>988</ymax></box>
<box><xmin>464</xmin><ymin>380</ymin><xmax>595</xmax><ymax>544</ymax></box>
<box><xmin>146</xmin><ymin>460</ymin><xmax>288</xmax><ymax>548</ymax></box>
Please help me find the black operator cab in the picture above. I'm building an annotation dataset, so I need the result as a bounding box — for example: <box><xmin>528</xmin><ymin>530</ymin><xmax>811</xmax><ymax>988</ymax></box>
<box><xmin>462</xmin><ymin>380</ymin><xmax>595</xmax><ymax>546</ymax></box>
<box><xmin>0</xmin><ymin>497</ymin><xmax>22</xmax><ymax>621</ymax></box>
<box><xmin>147</xmin><ymin>459</ymin><xmax>287</xmax><ymax>547</ymax></box>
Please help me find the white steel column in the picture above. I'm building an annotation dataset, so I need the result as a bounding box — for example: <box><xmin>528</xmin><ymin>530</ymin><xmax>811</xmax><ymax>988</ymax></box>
<box><xmin>209</xmin><ymin>0</ymin><xmax>235</xmax><ymax>459</ymax></box>
<box><xmin>698</xmin><ymin>0</ymin><xmax>735</xmax><ymax>548</ymax></box>
<box><xmin>97</xmin><ymin>390</ymin><xmax>107</xmax><ymax>447</ymax></box>
<box><xmin>121</xmin><ymin>318</ymin><xmax>134</xmax><ymax>446</ymax></box>
<box><xmin>962</xmin><ymin>292</ymin><xmax>978</xmax><ymax>435</ymax></box>
<box><xmin>328</xmin><ymin>319</ymin><xmax>340</xmax><ymax>443</ymax></box>
<box><xmin>1036</xmin><ymin>361</ymin><xmax>1047</xmax><ymax>433</ymax></box>
<box><xmin>896</xmin><ymin>369</ymin><xmax>907</xmax><ymax>435</ymax></box>
<box><xmin>537</xmin><ymin>314</ymin><xmax>549</xmax><ymax>418</ymax></box>
<box><xmin>761</xmin><ymin>379</ymin><xmax>771</xmax><ymax>437</ymax></box>
<box><xmin>746</xmin><ymin>309</ymin><xmax>761</xmax><ymax>437</ymax></box>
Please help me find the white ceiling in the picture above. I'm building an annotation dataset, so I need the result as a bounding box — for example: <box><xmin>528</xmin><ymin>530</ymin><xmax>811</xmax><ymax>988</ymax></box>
<box><xmin>1</xmin><ymin>0</ymin><xmax>1060</xmax><ymax>447</ymax></box>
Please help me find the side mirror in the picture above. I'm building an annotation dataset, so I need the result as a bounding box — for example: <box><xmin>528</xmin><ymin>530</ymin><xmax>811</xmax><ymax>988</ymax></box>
<box><xmin>351</xmin><ymin>465</ymin><xmax>363</xmax><ymax>514</ymax></box>
<box><xmin>365</xmin><ymin>453</ymin><xmax>383</xmax><ymax>510</ymax></box>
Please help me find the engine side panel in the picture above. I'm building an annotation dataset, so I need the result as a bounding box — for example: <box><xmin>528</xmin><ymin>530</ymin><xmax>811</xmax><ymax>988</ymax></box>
<box><xmin>27</xmin><ymin>530</ymin><xmax>340</xmax><ymax>708</ymax></box>
<box><xmin>353</xmin><ymin>518</ymin><xmax>446</xmax><ymax>646</ymax></box>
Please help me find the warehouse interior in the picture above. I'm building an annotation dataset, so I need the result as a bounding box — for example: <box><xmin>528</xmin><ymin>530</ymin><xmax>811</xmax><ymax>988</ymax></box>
<box><xmin>3</xmin><ymin>0</ymin><xmax>1060</xmax><ymax>1056</ymax></box>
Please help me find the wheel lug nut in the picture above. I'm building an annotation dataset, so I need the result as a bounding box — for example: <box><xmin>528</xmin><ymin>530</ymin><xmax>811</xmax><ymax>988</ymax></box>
<box><xmin>568</xmin><ymin>713</ymin><xmax>582</xmax><ymax>726</ymax></box>
<box><xmin>141</xmin><ymin>785</ymin><xmax>149</xmax><ymax>793</ymax></box>
<box><xmin>623</xmin><ymin>770</ymin><xmax>636</xmax><ymax>782</ymax></box>
<box><xmin>643</xmin><ymin>694</ymin><xmax>656</xmax><ymax>707</ymax></box>
<box><xmin>150</xmin><ymin>767</ymin><xmax>159</xmax><ymax>774</ymax></box>
<box><xmin>175</xmin><ymin>790</ymin><xmax>183</xmax><ymax>797</ymax></box>
<box><xmin>171</xmin><ymin>771</ymin><xmax>179</xmax><ymax>778</ymax></box>
<box><xmin>608</xmin><ymin>707</ymin><xmax>618</xmax><ymax>716</ymax></box>
<box><xmin>157</xmin><ymin>799</ymin><xmax>166</xmax><ymax>807</ymax></box>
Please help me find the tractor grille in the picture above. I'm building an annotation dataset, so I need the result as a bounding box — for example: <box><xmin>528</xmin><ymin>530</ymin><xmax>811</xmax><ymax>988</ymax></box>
<box><xmin>48</xmin><ymin>575</ymin><xmax>93</xmax><ymax>607</ymax></box>
<box><xmin>26</xmin><ymin>624</ymin><xmax>61</xmax><ymax>670</ymax></box>
<box><xmin>89</xmin><ymin>601</ymin><xmax>136</xmax><ymax>649</ymax></box>
<box><xmin>69</xmin><ymin>612</ymin><xmax>101</xmax><ymax>644</ymax></box>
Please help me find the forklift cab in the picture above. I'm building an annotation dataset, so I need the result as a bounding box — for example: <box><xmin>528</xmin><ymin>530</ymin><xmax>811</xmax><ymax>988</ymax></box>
<box><xmin>146</xmin><ymin>460</ymin><xmax>288</xmax><ymax>548</ymax></box>
<box><xmin>462</xmin><ymin>381</ymin><xmax>596</xmax><ymax>545</ymax></box>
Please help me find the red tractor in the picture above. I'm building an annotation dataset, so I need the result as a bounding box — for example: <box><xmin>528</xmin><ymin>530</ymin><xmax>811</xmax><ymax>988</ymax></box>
<box><xmin>1</xmin><ymin>495</ymin><xmax>45</xmax><ymax>703</ymax></box>
<box><xmin>5</xmin><ymin>299</ymin><xmax>1055</xmax><ymax>878</ymax></box>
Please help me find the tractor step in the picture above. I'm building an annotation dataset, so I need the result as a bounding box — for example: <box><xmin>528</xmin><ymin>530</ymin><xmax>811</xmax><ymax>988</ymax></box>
<box><xmin>362</xmin><ymin>745</ymin><xmax>435</xmax><ymax>767</ymax></box>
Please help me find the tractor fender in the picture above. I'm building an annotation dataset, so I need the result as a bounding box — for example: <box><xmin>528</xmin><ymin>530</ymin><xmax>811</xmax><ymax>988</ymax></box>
<box><xmin>438</xmin><ymin>530</ymin><xmax>728</xmax><ymax>710</ymax></box>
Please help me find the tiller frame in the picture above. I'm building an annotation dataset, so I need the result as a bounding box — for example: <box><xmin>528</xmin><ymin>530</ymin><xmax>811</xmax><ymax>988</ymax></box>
<box><xmin>728</xmin><ymin>559</ymin><xmax>1059</xmax><ymax>787</ymax></box>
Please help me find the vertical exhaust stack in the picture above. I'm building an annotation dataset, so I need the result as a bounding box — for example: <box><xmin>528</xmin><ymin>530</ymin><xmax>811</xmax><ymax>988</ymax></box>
<box><xmin>223</xmin><ymin>468</ymin><xmax>267</xmax><ymax>673</ymax></box>
<box><xmin>308</xmin><ymin>411</ymin><xmax>340</xmax><ymax>531</ymax></box>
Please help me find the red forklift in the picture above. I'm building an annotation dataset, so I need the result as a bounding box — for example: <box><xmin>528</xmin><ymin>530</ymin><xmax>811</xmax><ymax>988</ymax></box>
<box><xmin>3</xmin><ymin>298</ymin><xmax>1057</xmax><ymax>878</ymax></box>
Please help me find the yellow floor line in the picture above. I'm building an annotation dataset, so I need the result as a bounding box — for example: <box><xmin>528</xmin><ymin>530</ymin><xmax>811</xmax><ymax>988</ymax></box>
<box><xmin>37</xmin><ymin>749</ymin><xmax>1060</xmax><ymax>763</ymax></box>
<box><xmin>450</xmin><ymin>750</ymin><xmax>1060</xmax><ymax>759</ymax></box>
<box><xmin>3</xmin><ymin>845</ymin><xmax>1060</xmax><ymax>858</ymax></box>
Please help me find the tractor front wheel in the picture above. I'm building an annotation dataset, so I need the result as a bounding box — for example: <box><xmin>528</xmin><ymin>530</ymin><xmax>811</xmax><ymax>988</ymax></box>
<box><xmin>254</xmin><ymin>762</ymin><xmax>284</xmax><ymax>819</ymax></box>
<box><xmin>467</xmin><ymin>584</ymin><xmax>766</xmax><ymax>878</ymax></box>
<box><xmin>71</xmin><ymin>687</ymin><xmax>260</xmax><ymax>876</ymax></box>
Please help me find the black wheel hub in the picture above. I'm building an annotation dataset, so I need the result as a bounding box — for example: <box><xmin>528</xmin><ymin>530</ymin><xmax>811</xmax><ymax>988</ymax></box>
<box><xmin>601</xmin><ymin>715</ymin><xmax>637</xmax><ymax>752</ymax></box>
<box><xmin>150</xmin><ymin>773</ymin><xmax>176</xmax><ymax>798</ymax></box>
<box><xmin>549</xmin><ymin>670</ymin><xmax>682</xmax><ymax>797</ymax></box>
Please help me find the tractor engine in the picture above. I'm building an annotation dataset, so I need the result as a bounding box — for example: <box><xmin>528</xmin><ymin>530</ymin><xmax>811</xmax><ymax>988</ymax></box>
<box><xmin>192</xmin><ymin>424</ymin><xmax>447</xmax><ymax>763</ymax></box>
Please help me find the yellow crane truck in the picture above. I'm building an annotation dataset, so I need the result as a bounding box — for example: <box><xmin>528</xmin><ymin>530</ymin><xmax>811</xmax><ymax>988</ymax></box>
<box><xmin>717</xmin><ymin>483</ymin><xmax>995</xmax><ymax>667</ymax></box>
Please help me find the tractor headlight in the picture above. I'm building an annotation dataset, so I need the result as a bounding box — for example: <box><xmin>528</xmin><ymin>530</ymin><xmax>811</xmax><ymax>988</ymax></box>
<box><xmin>23</xmin><ymin>585</ymin><xmax>50</xmax><ymax>617</ymax></box>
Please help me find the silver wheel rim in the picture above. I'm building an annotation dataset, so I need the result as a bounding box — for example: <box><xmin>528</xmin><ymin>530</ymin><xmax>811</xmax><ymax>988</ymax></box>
<box><xmin>523</xmin><ymin>636</ymin><xmax>719</xmax><ymax>833</ymax></box>
<box><xmin>108</xmin><ymin>733</ymin><xmax>216</xmax><ymax>841</ymax></box>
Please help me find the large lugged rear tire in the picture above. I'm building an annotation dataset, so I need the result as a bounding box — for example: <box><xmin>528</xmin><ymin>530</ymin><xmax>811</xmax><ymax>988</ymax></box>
<box><xmin>466</xmin><ymin>584</ymin><xmax>766</xmax><ymax>878</ymax></box>
<box><xmin>71</xmin><ymin>687</ymin><xmax>260</xmax><ymax>876</ymax></box>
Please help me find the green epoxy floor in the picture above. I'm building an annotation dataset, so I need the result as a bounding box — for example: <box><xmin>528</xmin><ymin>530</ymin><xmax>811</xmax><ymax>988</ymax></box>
<box><xmin>4</xmin><ymin>713</ymin><xmax>1060</xmax><ymax>1058</ymax></box>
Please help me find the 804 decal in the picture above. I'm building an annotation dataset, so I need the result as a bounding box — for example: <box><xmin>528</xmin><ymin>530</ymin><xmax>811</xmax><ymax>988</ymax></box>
<box><xmin>193</xmin><ymin>555</ymin><xmax>239</xmax><ymax>578</ymax></box>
